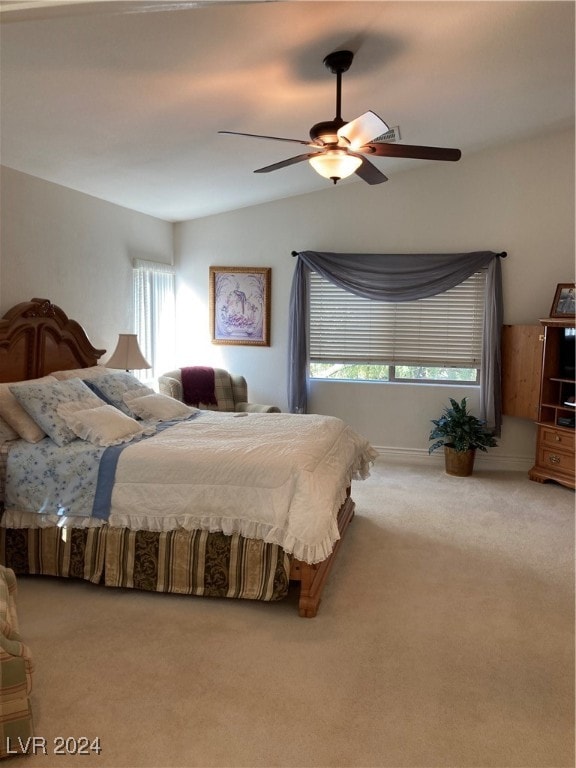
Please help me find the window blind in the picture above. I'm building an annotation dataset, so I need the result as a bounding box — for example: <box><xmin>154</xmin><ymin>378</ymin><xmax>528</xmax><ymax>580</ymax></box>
<box><xmin>309</xmin><ymin>269</ymin><xmax>486</xmax><ymax>367</ymax></box>
<box><xmin>133</xmin><ymin>259</ymin><xmax>176</xmax><ymax>380</ymax></box>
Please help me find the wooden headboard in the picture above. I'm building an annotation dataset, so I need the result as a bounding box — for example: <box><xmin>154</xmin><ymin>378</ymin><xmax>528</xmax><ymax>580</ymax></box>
<box><xmin>0</xmin><ymin>298</ymin><xmax>105</xmax><ymax>383</ymax></box>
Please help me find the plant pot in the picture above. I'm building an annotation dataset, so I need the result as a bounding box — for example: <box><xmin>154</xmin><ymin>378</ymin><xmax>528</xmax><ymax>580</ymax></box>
<box><xmin>444</xmin><ymin>445</ymin><xmax>476</xmax><ymax>476</ymax></box>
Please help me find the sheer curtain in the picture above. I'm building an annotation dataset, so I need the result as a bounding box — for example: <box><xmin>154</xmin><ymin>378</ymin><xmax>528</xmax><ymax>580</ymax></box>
<box><xmin>133</xmin><ymin>259</ymin><xmax>176</xmax><ymax>382</ymax></box>
<box><xmin>288</xmin><ymin>250</ymin><xmax>504</xmax><ymax>432</ymax></box>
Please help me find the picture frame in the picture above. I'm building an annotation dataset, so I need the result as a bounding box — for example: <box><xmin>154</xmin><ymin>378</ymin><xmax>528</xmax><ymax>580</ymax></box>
<box><xmin>209</xmin><ymin>266</ymin><xmax>271</xmax><ymax>346</ymax></box>
<box><xmin>550</xmin><ymin>283</ymin><xmax>576</xmax><ymax>318</ymax></box>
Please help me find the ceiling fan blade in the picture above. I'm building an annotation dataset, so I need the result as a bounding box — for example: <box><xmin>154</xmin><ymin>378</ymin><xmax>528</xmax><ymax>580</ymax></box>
<box><xmin>337</xmin><ymin>111</ymin><xmax>390</xmax><ymax>149</ymax></box>
<box><xmin>362</xmin><ymin>142</ymin><xmax>462</xmax><ymax>162</ymax></box>
<box><xmin>219</xmin><ymin>130</ymin><xmax>315</xmax><ymax>147</ymax></box>
<box><xmin>253</xmin><ymin>154</ymin><xmax>314</xmax><ymax>174</ymax></box>
<box><xmin>351</xmin><ymin>155</ymin><xmax>388</xmax><ymax>185</ymax></box>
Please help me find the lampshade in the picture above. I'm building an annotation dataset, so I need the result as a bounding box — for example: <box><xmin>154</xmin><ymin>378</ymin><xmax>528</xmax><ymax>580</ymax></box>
<box><xmin>309</xmin><ymin>150</ymin><xmax>362</xmax><ymax>183</ymax></box>
<box><xmin>106</xmin><ymin>334</ymin><xmax>151</xmax><ymax>371</ymax></box>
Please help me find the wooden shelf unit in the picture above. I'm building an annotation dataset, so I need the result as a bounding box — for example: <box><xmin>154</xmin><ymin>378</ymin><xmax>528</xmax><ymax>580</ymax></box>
<box><xmin>529</xmin><ymin>318</ymin><xmax>575</xmax><ymax>489</ymax></box>
<box><xmin>540</xmin><ymin>378</ymin><xmax>575</xmax><ymax>426</ymax></box>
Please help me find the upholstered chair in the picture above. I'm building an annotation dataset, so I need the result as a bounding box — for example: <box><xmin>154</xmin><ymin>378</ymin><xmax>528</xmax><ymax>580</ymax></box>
<box><xmin>0</xmin><ymin>566</ymin><xmax>34</xmax><ymax>758</ymax></box>
<box><xmin>158</xmin><ymin>368</ymin><xmax>280</xmax><ymax>413</ymax></box>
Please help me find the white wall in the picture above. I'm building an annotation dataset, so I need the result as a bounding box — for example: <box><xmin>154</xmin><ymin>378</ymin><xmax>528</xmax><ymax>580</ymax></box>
<box><xmin>0</xmin><ymin>167</ymin><xmax>173</xmax><ymax>355</ymax></box>
<box><xmin>175</xmin><ymin>125</ymin><xmax>575</xmax><ymax>465</ymax></box>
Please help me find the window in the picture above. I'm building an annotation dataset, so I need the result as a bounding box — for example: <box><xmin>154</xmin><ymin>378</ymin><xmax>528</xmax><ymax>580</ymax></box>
<box><xmin>133</xmin><ymin>259</ymin><xmax>176</xmax><ymax>381</ymax></box>
<box><xmin>309</xmin><ymin>269</ymin><xmax>486</xmax><ymax>384</ymax></box>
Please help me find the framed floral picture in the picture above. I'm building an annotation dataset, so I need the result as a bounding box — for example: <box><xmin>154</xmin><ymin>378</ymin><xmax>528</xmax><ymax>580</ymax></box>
<box><xmin>550</xmin><ymin>283</ymin><xmax>576</xmax><ymax>318</ymax></box>
<box><xmin>209</xmin><ymin>267</ymin><xmax>271</xmax><ymax>346</ymax></box>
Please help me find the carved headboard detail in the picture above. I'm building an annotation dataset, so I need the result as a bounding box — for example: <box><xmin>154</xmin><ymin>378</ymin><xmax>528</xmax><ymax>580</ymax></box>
<box><xmin>0</xmin><ymin>298</ymin><xmax>105</xmax><ymax>383</ymax></box>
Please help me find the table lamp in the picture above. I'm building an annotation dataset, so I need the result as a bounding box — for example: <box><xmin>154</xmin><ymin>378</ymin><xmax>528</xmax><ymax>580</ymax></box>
<box><xmin>106</xmin><ymin>334</ymin><xmax>151</xmax><ymax>372</ymax></box>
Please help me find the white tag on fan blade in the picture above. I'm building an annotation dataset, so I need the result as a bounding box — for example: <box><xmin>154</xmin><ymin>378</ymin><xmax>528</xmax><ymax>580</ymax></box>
<box><xmin>373</xmin><ymin>126</ymin><xmax>401</xmax><ymax>143</ymax></box>
<box><xmin>338</xmin><ymin>111</ymin><xmax>390</xmax><ymax>148</ymax></box>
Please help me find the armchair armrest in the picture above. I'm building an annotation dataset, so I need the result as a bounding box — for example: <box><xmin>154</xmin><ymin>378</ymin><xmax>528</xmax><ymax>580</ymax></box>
<box><xmin>158</xmin><ymin>375</ymin><xmax>183</xmax><ymax>402</ymax></box>
<box><xmin>235</xmin><ymin>402</ymin><xmax>281</xmax><ymax>413</ymax></box>
<box><xmin>0</xmin><ymin>567</ymin><xmax>33</xmax><ymax>758</ymax></box>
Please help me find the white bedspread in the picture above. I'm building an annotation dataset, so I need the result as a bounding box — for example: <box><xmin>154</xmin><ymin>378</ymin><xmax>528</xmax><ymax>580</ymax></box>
<box><xmin>108</xmin><ymin>411</ymin><xmax>376</xmax><ymax>564</ymax></box>
<box><xmin>2</xmin><ymin>411</ymin><xmax>376</xmax><ymax>564</ymax></box>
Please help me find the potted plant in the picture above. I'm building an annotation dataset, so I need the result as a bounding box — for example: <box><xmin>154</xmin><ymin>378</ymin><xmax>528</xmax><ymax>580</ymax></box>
<box><xmin>428</xmin><ymin>397</ymin><xmax>498</xmax><ymax>476</ymax></box>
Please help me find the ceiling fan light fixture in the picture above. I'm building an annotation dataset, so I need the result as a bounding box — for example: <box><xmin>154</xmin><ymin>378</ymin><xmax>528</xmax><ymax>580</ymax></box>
<box><xmin>309</xmin><ymin>150</ymin><xmax>362</xmax><ymax>184</ymax></box>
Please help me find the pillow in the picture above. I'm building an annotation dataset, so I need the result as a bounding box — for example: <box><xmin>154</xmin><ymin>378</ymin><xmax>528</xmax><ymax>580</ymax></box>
<box><xmin>9</xmin><ymin>378</ymin><xmax>104</xmax><ymax>446</ymax></box>
<box><xmin>0</xmin><ymin>375</ymin><xmax>57</xmax><ymax>443</ymax></box>
<box><xmin>51</xmin><ymin>365</ymin><xmax>115</xmax><ymax>381</ymax></box>
<box><xmin>83</xmin><ymin>372</ymin><xmax>153</xmax><ymax>417</ymax></box>
<box><xmin>0</xmin><ymin>414</ymin><xmax>19</xmax><ymax>443</ymax></box>
<box><xmin>122</xmin><ymin>391</ymin><xmax>199</xmax><ymax>422</ymax></box>
<box><xmin>57</xmin><ymin>403</ymin><xmax>152</xmax><ymax>447</ymax></box>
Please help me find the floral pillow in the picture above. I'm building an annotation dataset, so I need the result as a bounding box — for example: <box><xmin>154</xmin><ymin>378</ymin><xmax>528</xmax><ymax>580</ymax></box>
<box><xmin>0</xmin><ymin>375</ymin><xmax>58</xmax><ymax>443</ymax></box>
<box><xmin>9</xmin><ymin>378</ymin><xmax>104</xmax><ymax>446</ymax></box>
<box><xmin>51</xmin><ymin>365</ymin><xmax>115</xmax><ymax>381</ymax></box>
<box><xmin>83</xmin><ymin>372</ymin><xmax>153</xmax><ymax>417</ymax></box>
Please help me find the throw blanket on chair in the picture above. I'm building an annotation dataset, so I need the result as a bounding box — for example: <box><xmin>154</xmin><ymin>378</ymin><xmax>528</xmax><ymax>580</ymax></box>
<box><xmin>181</xmin><ymin>366</ymin><xmax>218</xmax><ymax>407</ymax></box>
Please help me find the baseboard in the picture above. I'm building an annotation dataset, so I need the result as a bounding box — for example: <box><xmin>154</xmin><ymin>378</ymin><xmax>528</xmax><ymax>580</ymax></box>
<box><xmin>371</xmin><ymin>445</ymin><xmax>533</xmax><ymax>473</ymax></box>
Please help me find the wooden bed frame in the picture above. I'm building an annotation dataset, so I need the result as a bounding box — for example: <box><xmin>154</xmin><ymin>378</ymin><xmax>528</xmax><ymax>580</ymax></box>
<box><xmin>0</xmin><ymin>298</ymin><xmax>354</xmax><ymax>617</ymax></box>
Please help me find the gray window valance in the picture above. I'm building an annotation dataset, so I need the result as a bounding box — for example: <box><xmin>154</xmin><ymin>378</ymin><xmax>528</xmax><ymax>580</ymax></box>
<box><xmin>288</xmin><ymin>250</ymin><xmax>504</xmax><ymax>433</ymax></box>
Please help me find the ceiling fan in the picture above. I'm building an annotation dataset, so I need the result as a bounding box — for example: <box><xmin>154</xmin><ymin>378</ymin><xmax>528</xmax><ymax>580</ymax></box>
<box><xmin>220</xmin><ymin>50</ymin><xmax>461</xmax><ymax>185</ymax></box>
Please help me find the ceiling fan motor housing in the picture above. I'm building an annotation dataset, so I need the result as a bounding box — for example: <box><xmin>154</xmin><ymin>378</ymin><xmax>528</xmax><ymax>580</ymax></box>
<box><xmin>309</xmin><ymin>117</ymin><xmax>346</xmax><ymax>145</ymax></box>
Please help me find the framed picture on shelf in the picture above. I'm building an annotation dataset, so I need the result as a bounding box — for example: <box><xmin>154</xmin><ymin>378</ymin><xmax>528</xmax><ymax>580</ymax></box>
<box><xmin>209</xmin><ymin>266</ymin><xmax>271</xmax><ymax>346</ymax></box>
<box><xmin>550</xmin><ymin>283</ymin><xmax>576</xmax><ymax>319</ymax></box>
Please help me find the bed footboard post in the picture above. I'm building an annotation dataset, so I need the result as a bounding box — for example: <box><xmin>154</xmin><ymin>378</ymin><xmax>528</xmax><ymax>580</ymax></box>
<box><xmin>291</xmin><ymin>560</ymin><xmax>321</xmax><ymax>618</ymax></box>
<box><xmin>290</xmin><ymin>495</ymin><xmax>355</xmax><ymax>618</ymax></box>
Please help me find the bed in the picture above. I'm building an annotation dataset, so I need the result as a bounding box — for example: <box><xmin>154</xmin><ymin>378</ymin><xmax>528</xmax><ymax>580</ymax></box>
<box><xmin>0</xmin><ymin>298</ymin><xmax>376</xmax><ymax>617</ymax></box>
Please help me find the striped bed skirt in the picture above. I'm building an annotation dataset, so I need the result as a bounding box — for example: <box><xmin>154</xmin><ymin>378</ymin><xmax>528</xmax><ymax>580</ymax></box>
<box><xmin>0</xmin><ymin>525</ymin><xmax>291</xmax><ymax>602</ymax></box>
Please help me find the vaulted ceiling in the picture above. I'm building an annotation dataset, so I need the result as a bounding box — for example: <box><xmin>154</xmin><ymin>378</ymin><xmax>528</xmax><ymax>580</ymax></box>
<box><xmin>1</xmin><ymin>0</ymin><xmax>574</xmax><ymax>221</ymax></box>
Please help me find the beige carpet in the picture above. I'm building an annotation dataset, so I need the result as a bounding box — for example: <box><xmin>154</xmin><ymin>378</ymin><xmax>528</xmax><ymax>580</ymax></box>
<box><xmin>7</xmin><ymin>458</ymin><xmax>575</xmax><ymax>768</ymax></box>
